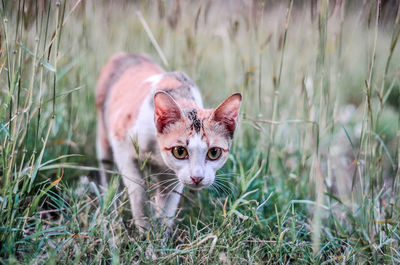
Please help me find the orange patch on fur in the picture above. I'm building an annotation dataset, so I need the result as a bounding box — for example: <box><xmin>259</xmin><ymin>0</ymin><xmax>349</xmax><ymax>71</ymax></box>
<box><xmin>106</xmin><ymin>60</ymin><xmax>164</xmax><ymax>140</ymax></box>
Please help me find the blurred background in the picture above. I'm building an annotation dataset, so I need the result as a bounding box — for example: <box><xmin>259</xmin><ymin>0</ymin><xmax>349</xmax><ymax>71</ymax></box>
<box><xmin>0</xmin><ymin>0</ymin><xmax>399</xmax><ymax>263</ymax></box>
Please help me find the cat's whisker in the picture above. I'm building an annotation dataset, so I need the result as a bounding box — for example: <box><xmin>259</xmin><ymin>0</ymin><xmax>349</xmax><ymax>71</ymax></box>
<box><xmin>214</xmin><ymin>181</ymin><xmax>231</xmax><ymax>196</ymax></box>
<box><xmin>216</xmin><ymin>168</ymin><xmax>252</xmax><ymax>177</ymax></box>
<box><xmin>144</xmin><ymin>171</ymin><xmax>176</xmax><ymax>179</ymax></box>
<box><xmin>216</xmin><ymin>175</ymin><xmax>237</xmax><ymax>185</ymax></box>
<box><xmin>149</xmin><ymin>182</ymin><xmax>176</xmax><ymax>193</ymax></box>
<box><xmin>215</xmin><ymin>180</ymin><xmax>236</xmax><ymax>193</ymax></box>
<box><xmin>216</xmin><ymin>171</ymin><xmax>237</xmax><ymax>175</ymax></box>
<box><xmin>215</xmin><ymin>173</ymin><xmax>238</xmax><ymax>177</ymax></box>
<box><xmin>218</xmin><ymin>180</ymin><xmax>235</xmax><ymax>193</ymax></box>
<box><xmin>163</xmin><ymin>182</ymin><xmax>182</xmax><ymax>198</ymax></box>
<box><xmin>215</xmin><ymin>175</ymin><xmax>238</xmax><ymax>180</ymax></box>
<box><xmin>214</xmin><ymin>177</ymin><xmax>232</xmax><ymax>181</ymax></box>
<box><xmin>209</xmin><ymin>184</ymin><xmax>219</xmax><ymax>196</ymax></box>
<box><xmin>212</xmin><ymin>182</ymin><xmax>225</xmax><ymax>196</ymax></box>
<box><xmin>167</xmin><ymin>182</ymin><xmax>181</xmax><ymax>197</ymax></box>
<box><xmin>149</xmin><ymin>178</ymin><xmax>176</xmax><ymax>188</ymax></box>
<box><xmin>154</xmin><ymin>178</ymin><xmax>178</xmax><ymax>185</ymax></box>
<box><xmin>215</xmin><ymin>184</ymin><xmax>225</xmax><ymax>196</ymax></box>
<box><xmin>215</xmin><ymin>177</ymin><xmax>234</xmax><ymax>184</ymax></box>
<box><xmin>160</xmin><ymin>180</ymin><xmax>180</xmax><ymax>194</ymax></box>
<box><xmin>210</xmin><ymin>183</ymin><xmax>220</xmax><ymax>196</ymax></box>
<box><xmin>148</xmin><ymin>178</ymin><xmax>178</xmax><ymax>191</ymax></box>
<box><xmin>213</xmin><ymin>183</ymin><xmax>225</xmax><ymax>195</ymax></box>
<box><xmin>143</xmin><ymin>168</ymin><xmax>175</xmax><ymax>178</ymax></box>
<box><xmin>219</xmin><ymin>182</ymin><xmax>235</xmax><ymax>194</ymax></box>
<box><xmin>215</xmin><ymin>183</ymin><xmax>228</xmax><ymax>196</ymax></box>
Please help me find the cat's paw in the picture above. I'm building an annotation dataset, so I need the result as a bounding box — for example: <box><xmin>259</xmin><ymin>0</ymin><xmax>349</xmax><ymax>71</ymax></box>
<box><xmin>135</xmin><ymin>218</ymin><xmax>150</xmax><ymax>234</ymax></box>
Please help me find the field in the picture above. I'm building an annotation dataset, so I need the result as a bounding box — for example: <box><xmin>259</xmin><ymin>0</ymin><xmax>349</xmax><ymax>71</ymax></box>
<box><xmin>1</xmin><ymin>0</ymin><xmax>399</xmax><ymax>264</ymax></box>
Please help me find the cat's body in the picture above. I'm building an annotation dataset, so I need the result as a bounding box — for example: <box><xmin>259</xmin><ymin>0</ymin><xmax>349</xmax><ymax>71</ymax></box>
<box><xmin>96</xmin><ymin>53</ymin><xmax>241</xmax><ymax>231</ymax></box>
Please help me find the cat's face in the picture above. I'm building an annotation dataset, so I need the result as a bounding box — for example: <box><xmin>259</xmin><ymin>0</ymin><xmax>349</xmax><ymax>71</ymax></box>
<box><xmin>154</xmin><ymin>92</ymin><xmax>242</xmax><ymax>190</ymax></box>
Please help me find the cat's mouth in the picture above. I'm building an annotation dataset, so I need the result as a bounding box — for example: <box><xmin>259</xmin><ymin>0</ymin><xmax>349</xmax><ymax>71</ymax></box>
<box><xmin>183</xmin><ymin>178</ymin><xmax>211</xmax><ymax>190</ymax></box>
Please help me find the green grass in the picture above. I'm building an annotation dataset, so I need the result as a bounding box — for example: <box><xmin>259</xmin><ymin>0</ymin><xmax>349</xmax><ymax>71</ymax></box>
<box><xmin>1</xmin><ymin>0</ymin><xmax>399</xmax><ymax>264</ymax></box>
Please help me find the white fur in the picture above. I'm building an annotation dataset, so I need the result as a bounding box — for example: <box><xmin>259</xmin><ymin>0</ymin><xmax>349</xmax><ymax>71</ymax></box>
<box><xmin>190</xmin><ymin>86</ymin><xmax>204</xmax><ymax>108</ymax></box>
<box><xmin>144</xmin><ymin>74</ymin><xmax>163</xmax><ymax>89</ymax></box>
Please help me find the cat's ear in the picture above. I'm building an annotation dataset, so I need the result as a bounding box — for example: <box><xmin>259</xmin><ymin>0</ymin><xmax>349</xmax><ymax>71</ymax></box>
<box><xmin>154</xmin><ymin>91</ymin><xmax>183</xmax><ymax>133</ymax></box>
<box><xmin>211</xmin><ymin>93</ymin><xmax>242</xmax><ymax>137</ymax></box>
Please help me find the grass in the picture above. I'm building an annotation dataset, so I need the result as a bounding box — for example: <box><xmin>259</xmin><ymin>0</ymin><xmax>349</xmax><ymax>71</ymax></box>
<box><xmin>0</xmin><ymin>0</ymin><xmax>399</xmax><ymax>264</ymax></box>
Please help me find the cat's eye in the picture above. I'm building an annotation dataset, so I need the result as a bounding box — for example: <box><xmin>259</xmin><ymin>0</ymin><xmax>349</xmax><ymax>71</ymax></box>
<box><xmin>172</xmin><ymin>146</ymin><xmax>188</xmax><ymax>159</ymax></box>
<box><xmin>207</xmin><ymin>147</ymin><xmax>222</xmax><ymax>160</ymax></box>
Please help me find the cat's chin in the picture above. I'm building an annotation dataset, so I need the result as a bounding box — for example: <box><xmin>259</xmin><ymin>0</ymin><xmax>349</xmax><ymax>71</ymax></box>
<box><xmin>185</xmin><ymin>184</ymin><xmax>206</xmax><ymax>191</ymax></box>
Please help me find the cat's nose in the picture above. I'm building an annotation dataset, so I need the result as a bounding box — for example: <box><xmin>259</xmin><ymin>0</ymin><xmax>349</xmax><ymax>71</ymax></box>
<box><xmin>190</xmin><ymin>176</ymin><xmax>204</xmax><ymax>185</ymax></box>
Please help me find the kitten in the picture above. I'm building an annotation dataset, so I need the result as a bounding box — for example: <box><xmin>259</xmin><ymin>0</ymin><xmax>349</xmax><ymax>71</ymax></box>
<box><xmin>95</xmin><ymin>53</ymin><xmax>241</xmax><ymax>231</ymax></box>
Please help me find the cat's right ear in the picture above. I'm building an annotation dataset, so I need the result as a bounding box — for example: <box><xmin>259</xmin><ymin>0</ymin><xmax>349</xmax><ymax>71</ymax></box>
<box><xmin>154</xmin><ymin>91</ymin><xmax>183</xmax><ymax>133</ymax></box>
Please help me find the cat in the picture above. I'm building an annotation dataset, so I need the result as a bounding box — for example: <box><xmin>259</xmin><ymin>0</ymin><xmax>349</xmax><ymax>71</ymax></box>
<box><xmin>95</xmin><ymin>53</ymin><xmax>241</xmax><ymax>232</ymax></box>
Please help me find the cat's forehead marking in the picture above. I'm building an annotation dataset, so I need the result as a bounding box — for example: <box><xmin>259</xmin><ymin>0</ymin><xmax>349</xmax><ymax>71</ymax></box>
<box><xmin>187</xmin><ymin>108</ymin><xmax>202</xmax><ymax>133</ymax></box>
<box><xmin>200</xmin><ymin>121</ymin><xmax>210</xmax><ymax>146</ymax></box>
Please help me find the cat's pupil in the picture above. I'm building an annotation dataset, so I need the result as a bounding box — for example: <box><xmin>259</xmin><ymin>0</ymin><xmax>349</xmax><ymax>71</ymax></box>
<box><xmin>177</xmin><ymin>147</ymin><xmax>185</xmax><ymax>155</ymax></box>
<box><xmin>210</xmin><ymin>149</ymin><xmax>217</xmax><ymax>156</ymax></box>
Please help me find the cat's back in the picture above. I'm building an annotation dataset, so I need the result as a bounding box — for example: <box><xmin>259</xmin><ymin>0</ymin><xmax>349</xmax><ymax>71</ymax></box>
<box><xmin>96</xmin><ymin>53</ymin><xmax>165</xmax><ymax>141</ymax></box>
<box><xmin>96</xmin><ymin>53</ymin><xmax>162</xmax><ymax>110</ymax></box>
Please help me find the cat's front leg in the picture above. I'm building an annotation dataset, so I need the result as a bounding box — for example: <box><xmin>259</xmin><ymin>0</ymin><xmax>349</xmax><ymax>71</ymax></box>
<box><xmin>114</xmin><ymin>150</ymin><xmax>150</xmax><ymax>232</ymax></box>
<box><xmin>155</xmin><ymin>180</ymin><xmax>183</xmax><ymax>228</ymax></box>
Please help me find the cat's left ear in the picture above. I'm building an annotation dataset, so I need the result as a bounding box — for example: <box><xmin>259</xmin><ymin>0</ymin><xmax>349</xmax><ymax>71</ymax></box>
<box><xmin>211</xmin><ymin>93</ymin><xmax>242</xmax><ymax>137</ymax></box>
